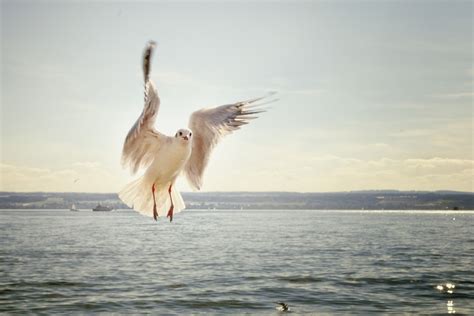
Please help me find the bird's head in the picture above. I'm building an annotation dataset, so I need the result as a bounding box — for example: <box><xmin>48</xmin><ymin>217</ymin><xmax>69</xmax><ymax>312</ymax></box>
<box><xmin>175</xmin><ymin>128</ymin><xmax>193</xmax><ymax>142</ymax></box>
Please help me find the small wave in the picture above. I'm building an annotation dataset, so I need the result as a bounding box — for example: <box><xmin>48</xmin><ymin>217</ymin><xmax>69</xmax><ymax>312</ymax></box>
<box><xmin>167</xmin><ymin>283</ymin><xmax>187</xmax><ymax>289</ymax></box>
<box><xmin>243</xmin><ymin>276</ymin><xmax>260</xmax><ymax>281</ymax></box>
<box><xmin>2</xmin><ymin>280</ymin><xmax>91</xmax><ymax>290</ymax></box>
<box><xmin>343</xmin><ymin>277</ymin><xmax>424</xmax><ymax>286</ymax></box>
<box><xmin>277</xmin><ymin>276</ymin><xmax>323</xmax><ymax>284</ymax></box>
<box><xmin>169</xmin><ymin>299</ymin><xmax>264</xmax><ymax>309</ymax></box>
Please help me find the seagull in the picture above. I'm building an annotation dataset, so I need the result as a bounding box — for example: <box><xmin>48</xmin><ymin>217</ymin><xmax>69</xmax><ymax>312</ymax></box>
<box><xmin>119</xmin><ymin>41</ymin><xmax>276</xmax><ymax>222</ymax></box>
<box><xmin>276</xmin><ymin>302</ymin><xmax>290</xmax><ymax>312</ymax></box>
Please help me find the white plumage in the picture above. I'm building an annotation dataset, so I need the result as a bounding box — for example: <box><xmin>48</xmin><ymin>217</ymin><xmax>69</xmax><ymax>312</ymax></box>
<box><xmin>119</xmin><ymin>41</ymin><xmax>276</xmax><ymax>221</ymax></box>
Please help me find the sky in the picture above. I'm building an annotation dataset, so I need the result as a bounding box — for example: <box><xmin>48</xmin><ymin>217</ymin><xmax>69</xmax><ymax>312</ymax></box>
<box><xmin>1</xmin><ymin>0</ymin><xmax>473</xmax><ymax>193</ymax></box>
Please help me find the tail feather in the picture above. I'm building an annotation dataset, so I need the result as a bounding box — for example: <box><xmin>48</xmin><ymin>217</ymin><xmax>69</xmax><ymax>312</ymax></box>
<box><xmin>119</xmin><ymin>176</ymin><xmax>186</xmax><ymax>219</ymax></box>
<box><xmin>171</xmin><ymin>185</ymin><xmax>185</xmax><ymax>212</ymax></box>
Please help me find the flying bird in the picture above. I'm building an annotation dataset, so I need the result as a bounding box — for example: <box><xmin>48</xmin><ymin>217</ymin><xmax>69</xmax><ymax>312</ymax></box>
<box><xmin>119</xmin><ymin>41</ymin><xmax>276</xmax><ymax>222</ymax></box>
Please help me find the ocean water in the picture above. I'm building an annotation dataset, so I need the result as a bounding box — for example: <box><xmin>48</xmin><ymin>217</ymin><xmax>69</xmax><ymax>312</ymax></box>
<box><xmin>1</xmin><ymin>209</ymin><xmax>473</xmax><ymax>315</ymax></box>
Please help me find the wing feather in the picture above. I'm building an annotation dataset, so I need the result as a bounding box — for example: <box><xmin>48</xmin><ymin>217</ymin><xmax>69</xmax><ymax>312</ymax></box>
<box><xmin>184</xmin><ymin>93</ymin><xmax>276</xmax><ymax>190</ymax></box>
<box><xmin>122</xmin><ymin>41</ymin><xmax>165</xmax><ymax>174</ymax></box>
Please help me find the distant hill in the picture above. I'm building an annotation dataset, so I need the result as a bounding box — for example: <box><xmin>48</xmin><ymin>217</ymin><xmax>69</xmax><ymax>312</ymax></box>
<box><xmin>0</xmin><ymin>191</ymin><xmax>472</xmax><ymax>210</ymax></box>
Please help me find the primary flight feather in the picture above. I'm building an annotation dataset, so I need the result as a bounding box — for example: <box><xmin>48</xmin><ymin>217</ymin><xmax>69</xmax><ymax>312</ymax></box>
<box><xmin>119</xmin><ymin>41</ymin><xmax>276</xmax><ymax>221</ymax></box>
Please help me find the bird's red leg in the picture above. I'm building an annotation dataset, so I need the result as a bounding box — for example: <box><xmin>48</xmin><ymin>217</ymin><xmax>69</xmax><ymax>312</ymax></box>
<box><xmin>167</xmin><ymin>184</ymin><xmax>174</xmax><ymax>222</ymax></box>
<box><xmin>152</xmin><ymin>183</ymin><xmax>158</xmax><ymax>221</ymax></box>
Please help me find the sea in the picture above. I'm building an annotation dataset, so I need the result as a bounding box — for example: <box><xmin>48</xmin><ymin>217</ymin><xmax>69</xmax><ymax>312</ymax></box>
<box><xmin>1</xmin><ymin>209</ymin><xmax>473</xmax><ymax>315</ymax></box>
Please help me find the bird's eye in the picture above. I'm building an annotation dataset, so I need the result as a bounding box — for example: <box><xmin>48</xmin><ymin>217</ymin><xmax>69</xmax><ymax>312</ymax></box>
<box><xmin>189</xmin><ymin>133</ymin><xmax>192</xmax><ymax>137</ymax></box>
<box><xmin>179</xmin><ymin>132</ymin><xmax>182</xmax><ymax>136</ymax></box>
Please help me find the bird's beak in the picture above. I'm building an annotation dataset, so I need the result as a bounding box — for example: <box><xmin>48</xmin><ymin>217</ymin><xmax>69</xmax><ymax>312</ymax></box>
<box><xmin>183</xmin><ymin>136</ymin><xmax>189</xmax><ymax>141</ymax></box>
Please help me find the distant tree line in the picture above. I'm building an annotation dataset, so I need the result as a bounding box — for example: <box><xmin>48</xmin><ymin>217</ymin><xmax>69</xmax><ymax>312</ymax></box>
<box><xmin>0</xmin><ymin>191</ymin><xmax>472</xmax><ymax>210</ymax></box>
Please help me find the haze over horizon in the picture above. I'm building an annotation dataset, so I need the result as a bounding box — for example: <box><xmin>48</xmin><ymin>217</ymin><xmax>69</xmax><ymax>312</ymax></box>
<box><xmin>1</xmin><ymin>1</ymin><xmax>473</xmax><ymax>193</ymax></box>
<box><xmin>0</xmin><ymin>189</ymin><xmax>472</xmax><ymax>195</ymax></box>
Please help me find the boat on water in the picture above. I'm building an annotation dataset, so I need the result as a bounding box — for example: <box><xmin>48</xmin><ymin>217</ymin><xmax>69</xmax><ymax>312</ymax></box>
<box><xmin>70</xmin><ymin>204</ymin><xmax>79</xmax><ymax>212</ymax></box>
<box><xmin>92</xmin><ymin>204</ymin><xmax>113</xmax><ymax>212</ymax></box>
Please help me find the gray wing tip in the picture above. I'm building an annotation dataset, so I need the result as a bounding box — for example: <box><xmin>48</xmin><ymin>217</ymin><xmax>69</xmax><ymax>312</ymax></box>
<box><xmin>143</xmin><ymin>41</ymin><xmax>157</xmax><ymax>82</ymax></box>
<box><xmin>241</xmin><ymin>91</ymin><xmax>278</xmax><ymax>105</ymax></box>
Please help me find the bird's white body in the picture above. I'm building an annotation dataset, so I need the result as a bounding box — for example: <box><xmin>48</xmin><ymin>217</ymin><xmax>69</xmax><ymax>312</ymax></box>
<box><xmin>119</xmin><ymin>41</ymin><xmax>274</xmax><ymax>221</ymax></box>
<box><xmin>120</xmin><ymin>136</ymin><xmax>191</xmax><ymax>218</ymax></box>
<box><xmin>144</xmin><ymin>137</ymin><xmax>191</xmax><ymax>186</ymax></box>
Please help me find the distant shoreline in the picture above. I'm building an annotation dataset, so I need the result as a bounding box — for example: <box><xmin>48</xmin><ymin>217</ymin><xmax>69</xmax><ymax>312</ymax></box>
<box><xmin>1</xmin><ymin>191</ymin><xmax>472</xmax><ymax>211</ymax></box>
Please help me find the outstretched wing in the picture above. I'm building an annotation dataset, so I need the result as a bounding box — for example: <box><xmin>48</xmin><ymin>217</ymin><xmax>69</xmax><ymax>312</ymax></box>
<box><xmin>122</xmin><ymin>41</ymin><xmax>165</xmax><ymax>174</ymax></box>
<box><xmin>184</xmin><ymin>93</ymin><xmax>276</xmax><ymax>190</ymax></box>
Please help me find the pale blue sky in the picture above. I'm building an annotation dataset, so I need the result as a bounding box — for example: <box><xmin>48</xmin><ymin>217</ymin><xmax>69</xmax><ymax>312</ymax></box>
<box><xmin>1</xmin><ymin>0</ymin><xmax>473</xmax><ymax>192</ymax></box>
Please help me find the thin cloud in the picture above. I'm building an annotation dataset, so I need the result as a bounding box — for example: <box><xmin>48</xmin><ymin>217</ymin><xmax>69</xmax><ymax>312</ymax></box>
<box><xmin>0</xmin><ymin>162</ymin><xmax>122</xmax><ymax>192</ymax></box>
<box><xmin>431</xmin><ymin>92</ymin><xmax>474</xmax><ymax>99</ymax></box>
<box><xmin>282</xmin><ymin>88</ymin><xmax>323</xmax><ymax>96</ymax></box>
<box><xmin>390</xmin><ymin>129</ymin><xmax>434</xmax><ymax>138</ymax></box>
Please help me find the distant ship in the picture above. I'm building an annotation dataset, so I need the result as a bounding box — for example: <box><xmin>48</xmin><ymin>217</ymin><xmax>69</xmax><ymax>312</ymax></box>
<box><xmin>92</xmin><ymin>204</ymin><xmax>113</xmax><ymax>212</ymax></box>
<box><xmin>70</xmin><ymin>204</ymin><xmax>79</xmax><ymax>212</ymax></box>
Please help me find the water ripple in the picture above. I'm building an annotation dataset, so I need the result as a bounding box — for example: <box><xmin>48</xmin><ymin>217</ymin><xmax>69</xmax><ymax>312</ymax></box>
<box><xmin>1</xmin><ymin>209</ymin><xmax>473</xmax><ymax>314</ymax></box>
